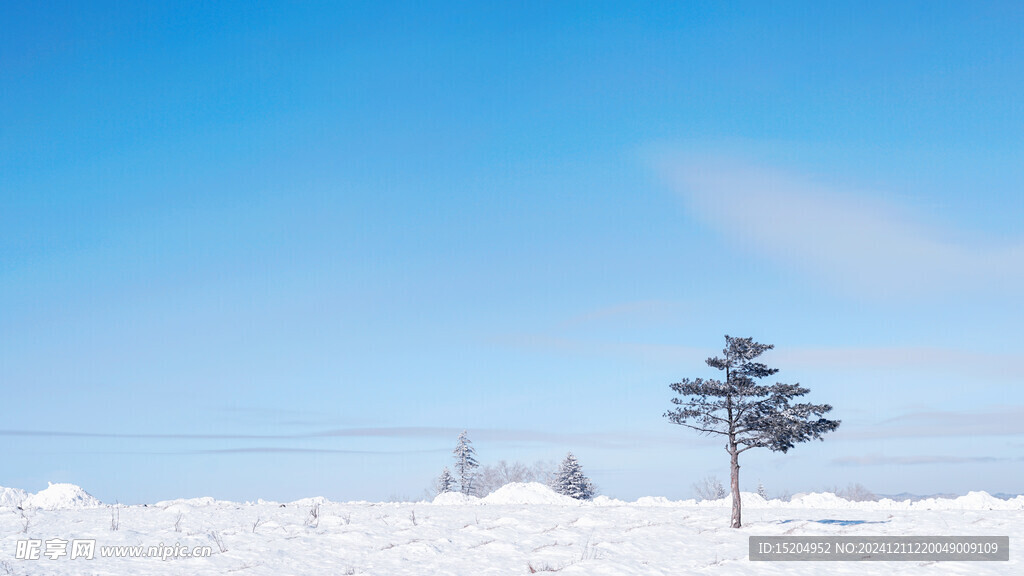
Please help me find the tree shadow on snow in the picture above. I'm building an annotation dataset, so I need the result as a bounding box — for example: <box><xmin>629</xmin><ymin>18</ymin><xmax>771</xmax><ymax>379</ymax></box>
<box><xmin>779</xmin><ymin>519</ymin><xmax>890</xmax><ymax>526</ymax></box>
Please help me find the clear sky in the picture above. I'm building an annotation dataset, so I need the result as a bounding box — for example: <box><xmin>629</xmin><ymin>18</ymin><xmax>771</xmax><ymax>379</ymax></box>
<box><xmin>2</xmin><ymin>1</ymin><xmax>1022</xmax><ymax>504</ymax></box>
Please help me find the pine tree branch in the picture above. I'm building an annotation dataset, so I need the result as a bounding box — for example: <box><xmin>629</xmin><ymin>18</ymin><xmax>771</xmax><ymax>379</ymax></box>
<box><xmin>667</xmin><ymin>420</ymin><xmax>727</xmax><ymax>436</ymax></box>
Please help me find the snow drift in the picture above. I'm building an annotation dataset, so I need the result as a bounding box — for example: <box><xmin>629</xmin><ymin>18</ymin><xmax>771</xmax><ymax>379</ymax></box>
<box><xmin>431</xmin><ymin>483</ymin><xmax>579</xmax><ymax>505</ymax></box>
<box><xmin>481</xmin><ymin>482</ymin><xmax>579</xmax><ymax>505</ymax></box>
<box><xmin>20</xmin><ymin>483</ymin><xmax>102</xmax><ymax>510</ymax></box>
<box><xmin>1</xmin><ymin>483</ymin><xmax>1018</xmax><ymax>576</ymax></box>
<box><xmin>432</xmin><ymin>491</ymin><xmax>480</xmax><ymax>505</ymax></box>
<box><xmin>0</xmin><ymin>486</ymin><xmax>28</xmax><ymax>508</ymax></box>
<box><xmin>5</xmin><ymin>481</ymin><xmax>1023</xmax><ymax>511</ymax></box>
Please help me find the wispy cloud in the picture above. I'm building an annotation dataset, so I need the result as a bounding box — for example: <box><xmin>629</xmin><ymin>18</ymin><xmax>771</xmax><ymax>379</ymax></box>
<box><xmin>311</xmin><ymin>427</ymin><xmax>458</xmax><ymax>439</ymax></box>
<box><xmin>774</xmin><ymin>346</ymin><xmax>1023</xmax><ymax>381</ymax></box>
<box><xmin>0</xmin><ymin>426</ymin><xmax>704</xmax><ymax>451</ymax></box>
<box><xmin>192</xmin><ymin>447</ymin><xmax>449</xmax><ymax>455</ymax></box>
<box><xmin>554</xmin><ymin>300</ymin><xmax>687</xmax><ymax>331</ymax></box>
<box><xmin>0</xmin><ymin>430</ymin><xmax>289</xmax><ymax>440</ymax></box>
<box><xmin>495</xmin><ymin>331</ymin><xmax>1023</xmax><ymax>382</ymax></box>
<box><xmin>216</xmin><ymin>405</ymin><xmax>335</xmax><ymax>428</ymax></box>
<box><xmin>832</xmin><ymin>454</ymin><xmax>1021</xmax><ymax>466</ymax></box>
<box><xmin>834</xmin><ymin>406</ymin><xmax>1024</xmax><ymax>440</ymax></box>
<box><xmin>493</xmin><ymin>333</ymin><xmax>706</xmax><ymax>364</ymax></box>
<box><xmin>657</xmin><ymin>154</ymin><xmax>1024</xmax><ymax>296</ymax></box>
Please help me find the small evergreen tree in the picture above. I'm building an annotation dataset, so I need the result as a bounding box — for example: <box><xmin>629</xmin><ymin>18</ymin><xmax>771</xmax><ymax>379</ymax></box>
<box><xmin>552</xmin><ymin>452</ymin><xmax>595</xmax><ymax>500</ymax></box>
<box><xmin>757</xmin><ymin>480</ymin><xmax>768</xmax><ymax>500</ymax></box>
<box><xmin>452</xmin><ymin>430</ymin><xmax>479</xmax><ymax>496</ymax></box>
<box><xmin>436</xmin><ymin>468</ymin><xmax>455</xmax><ymax>495</ymax></box>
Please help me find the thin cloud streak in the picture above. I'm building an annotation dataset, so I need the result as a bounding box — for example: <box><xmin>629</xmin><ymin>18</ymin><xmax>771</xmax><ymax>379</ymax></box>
<box><xmin>833</xmin><ymin>407</ymin><xmax>1024</xmax><ymax>440</ymax></box>
<box><xmin>495</xmin><ymin>333</ymin><xmax>1023</xmax><ymax>382</ymax></box>
<box><xmin>0</xmin><ymin>426</ymin><xmax>705</xmax><ymax>450</ymax></box>
<box><xmin>312</xmin><ymin>427</ymin><xmax>459</xmax><ymax>439</ymax></box>
<box><xmin>492</xmin><ymin>333</ymin><xmax>706</xmax><ymax>364</ymax></box>
<box><xmin>193</xmin><ymin>447</ymin><xmax>449</xmax><ymax>455</ymax></box>
<box><xmin>832</xmin><ymin>454</ymin><xmax>1020</xmax><ymax>466</ymax></box>
<box><xmin>658</xmin><ymin>154</ymin><xmax>1024</xmax><ymax>297</ymax></box>
<box><xmin>0</xmin><ymin>430</ymin><xmax>291</xmax><ymax>440</ymax></box>
<box><xmin>774</xmin><ymin>347</ymin><xmax>1024</xmax><ymax>381</ymax></box>
<box><xmin>554</xmin><ymin>300</ymin><xmax>687</xmax><ymax>331</ymax></box>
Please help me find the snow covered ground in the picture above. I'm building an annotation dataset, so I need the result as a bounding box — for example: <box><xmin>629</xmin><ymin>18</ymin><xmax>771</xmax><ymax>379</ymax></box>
<box><xmin>1</xmin><ymin>482</ymin><xmax>1019</xmax><ymax>575</ymax></box>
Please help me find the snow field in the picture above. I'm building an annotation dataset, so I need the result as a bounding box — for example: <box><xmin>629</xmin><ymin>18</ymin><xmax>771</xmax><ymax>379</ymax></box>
<box><xmin>0</xmin><ymin>483</ymin><xmax>1020</xmax><ymax>575</ymax></box>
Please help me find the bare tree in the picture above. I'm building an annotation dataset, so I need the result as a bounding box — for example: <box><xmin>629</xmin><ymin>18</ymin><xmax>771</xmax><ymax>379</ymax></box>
<box><xmin>109</xmin><ymin>503</ymin><xmax>120</xmax><ymax>531</ymax></box>
<box><xmin>474</xmin><ymin>460</ymin><xmax>533</xmax><ymax>495</ymax></box>
<box><xmin>530</xmin><ymin>460</ymin><xmax>558</xmax><ymax>487</ymax></box>
<box><xmin>305</xmin><ymin>503</ymin><xmax>321</xmax><ymax>528</ymax></box>
<box><xmin>665</xmin><ymin>336</ymin><xmax>840</xmax><ymax>528</ymax></box>
<box><xmin>494</xmin><ymin>460</ymin><xmax>533</xmax><ymax>485</ymax></box>
<box><xmin>692</xmin><ymin>475</ymin><xmax>727</xmax><ymax>501</ymax></box>
<box><xmin>836</xmin><ymin>483</ymin><xmax>877</xmax><ymax>502</ymax></box>
<box><xmin>472</xmin><ymin>460</ymin><xmax>559</xmax><ymax>496</ymax></box>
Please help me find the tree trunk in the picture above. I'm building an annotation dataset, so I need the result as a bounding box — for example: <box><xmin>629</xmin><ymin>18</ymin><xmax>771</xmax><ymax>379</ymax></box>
<box><xmin>730</xmin><ymin>446</ymin><xmax>741</xmax><ymax>528</ymax></box>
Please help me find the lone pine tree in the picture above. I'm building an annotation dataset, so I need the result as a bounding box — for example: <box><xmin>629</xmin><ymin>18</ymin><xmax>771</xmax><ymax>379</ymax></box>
<box><xmin>664</xmin><ymin>335</ymin><xmax>839</xmax><ymax>528</ymax></box>
<box><xmin>452</xmin><ymin>430</ymin><xmax>479</xmax><ymax>496</ymax></box>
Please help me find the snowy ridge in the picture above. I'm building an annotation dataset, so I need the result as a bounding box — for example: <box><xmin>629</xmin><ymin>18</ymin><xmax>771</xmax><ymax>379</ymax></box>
<box><xmin>589</xmin><ymin>495</ymin><xmax>628</xmax><ymax>506</ymax></box>
<box><xmin>20</xmin><ymin>483</ymin><xmax>102</xmax><ymax>510</ymax></box>
<box><xmin>0</xmin><ymin>486</ymin><xmax>28</xmax><ymax>508</ymax></box>
<box><xmin>635</xmin><ymin>496</ymin><xmax>696</xmax><ymax>506</ymax></box>
<box><xmin>149</xmin><ymin>489</ymin><xmax>1024</xmax><ymax>510</ymax></box>
<box><xmin>155</xmin><ymin>497</ymin><xmax>224</xmax><ymax>508</ymax></box>
<box><xmin>629</xmin><ymin>491</ymin><xmax>1024</xmax><ymax>511</ymax></box>
<box><xmin>1</xmin><ymin>486</ymin><xmax>1017</xmax><ymax>575</ymax></box>
<box><xmin>782</xmin><ymin>490</ymin><xmax>1024</xmax><ymax>511</ymax></box>
<box><xmin>4</xmin><ymin>482</ymin><xmax>1022</xmax><ymax>510</ymax></box>
<box><xmin>290</xmin><ymin>496</ymin><xmax>329</xmax><ymax>507</ymax></box>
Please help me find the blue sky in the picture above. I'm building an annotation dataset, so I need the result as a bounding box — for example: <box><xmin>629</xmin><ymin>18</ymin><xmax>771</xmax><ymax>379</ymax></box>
<box><xmin>2</xmin><ymin>1</ymin><xmax>1022</xmax><ymax>504</ymax></box>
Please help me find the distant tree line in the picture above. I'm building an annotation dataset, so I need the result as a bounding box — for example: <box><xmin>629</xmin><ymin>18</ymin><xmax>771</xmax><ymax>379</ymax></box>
<box><xmin>435</xmin><ymin>430</ymin><xmax>597</xmax><ymax>500</ymax></box>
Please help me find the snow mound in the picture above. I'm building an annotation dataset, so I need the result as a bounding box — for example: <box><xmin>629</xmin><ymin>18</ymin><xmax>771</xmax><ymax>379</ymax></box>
<box><xmin>291</xmin><ymin>496</ymin><xmax>329</xmax><ymax>507</ymax></box>
<box><xmin>589</xmin><ymin>495</ymin><xmax>627</xmax><ymax>506</ymax></box>
<box><xmin>788</xmin><ymin>492</ymin><xmax>856</xmax><ymax>509</ymax></box>
<box><xmin>156</xmin><ymin>497</ymin><xmax>218</xmax><ymax>508</ymax></box>
<box><xmin>22</xmin><ymin>483</ymin><xmax>102</xmax><ymax>510</ymax></box>
<box><xmin>912</xmin><ymin>491</ymin><xmax>1017</xmax><ymax>510</ymax></box>
<box><xmin>481</xmin><ymin>483</ymin><xmax>578</xmax><ymax>505</ymax></box>
<box><xmin>950</xmin><ymin>491</ymin><xmax>1005</xmax><ymax>509</ymax></box>
<box><xmin>734</xmin><ymin>491</ymin><xmax>770</xmax><ymax>508</ymax></box>
<box><xmin>432</xmin><ymin>491</ymin><xmax>480</xmax><ymax>505</ymax></box>
<box><xmin>161</xmin><ymin>502</ymin><xmax>194</xmax><ymax>515</ymax></box>
<box><xmin>0</xmin><ymin>486</ymin><xmax>28</xmax><ymax>508</ymax></box>
<box><xmin>635</xmin><ymin>496</ymin><xmax>678</xmax><ymax>506</ymax></box>
<box><xmin>1005</xmin><ymin>495</ymin><xmax>1024</xmax><ymax>509</ymax></box>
